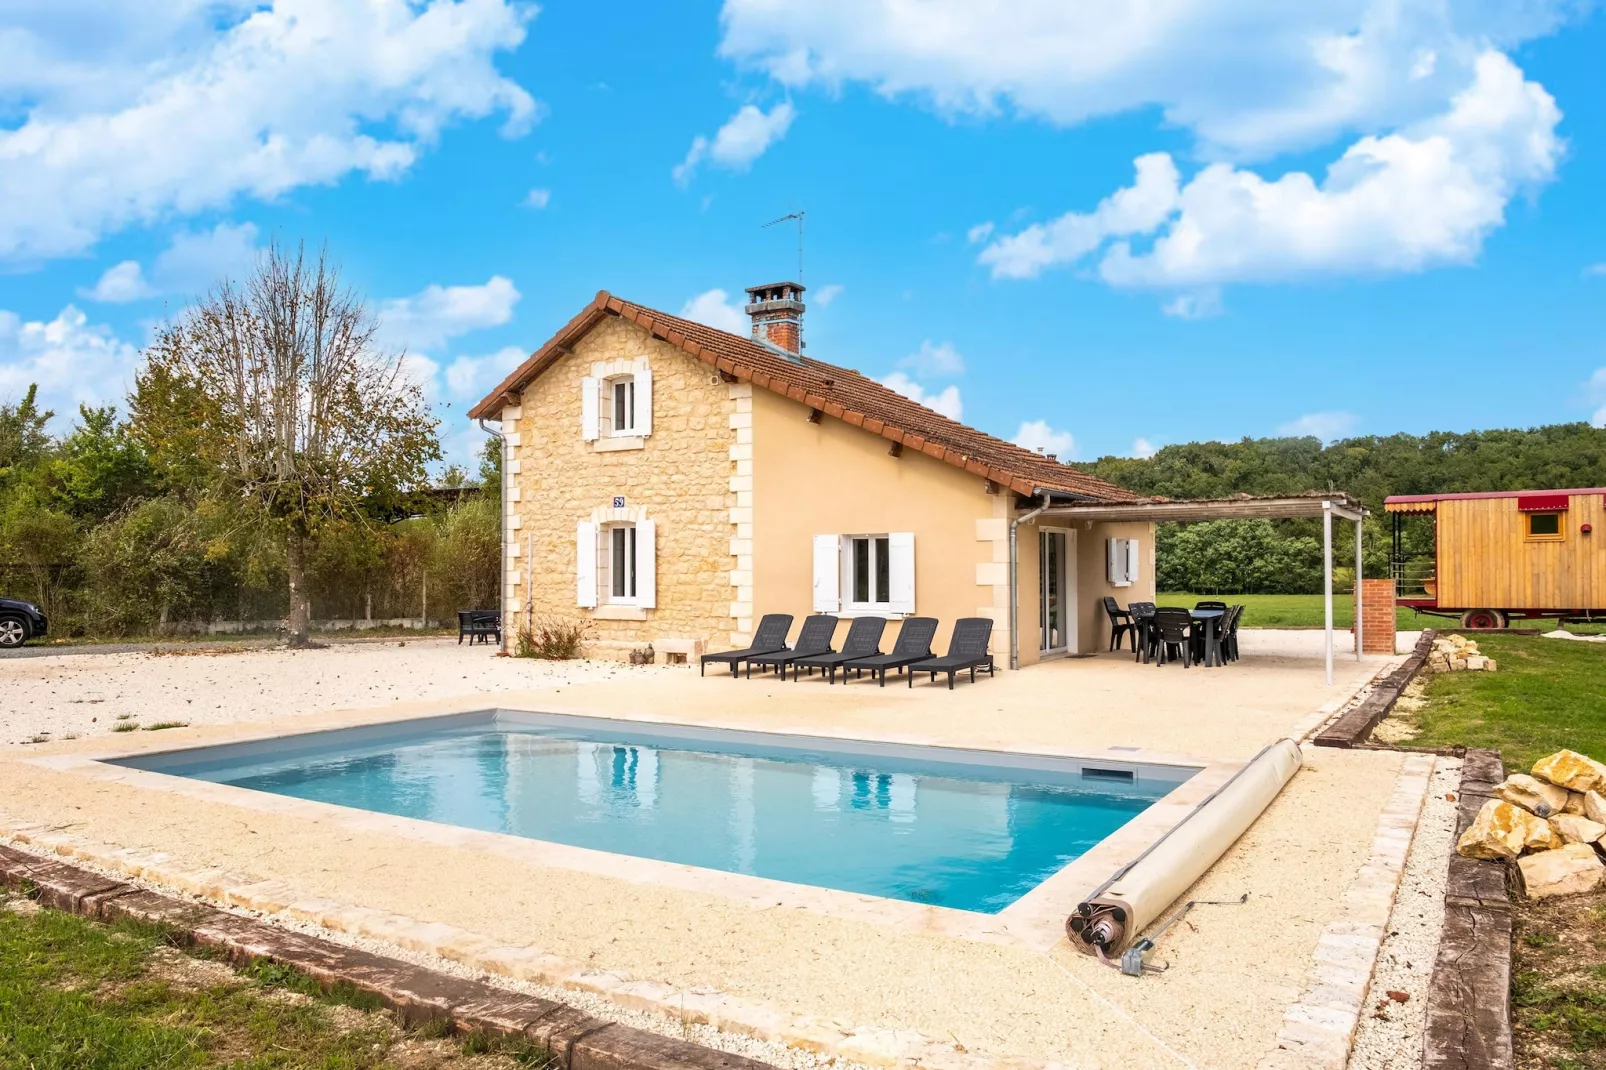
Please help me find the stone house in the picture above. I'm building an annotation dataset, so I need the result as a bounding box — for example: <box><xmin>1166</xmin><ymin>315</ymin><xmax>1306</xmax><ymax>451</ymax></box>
<box><xmin>468</xmin><ymin>283</ymin><xmax>1153</xmax><ymax>668</ymax></box>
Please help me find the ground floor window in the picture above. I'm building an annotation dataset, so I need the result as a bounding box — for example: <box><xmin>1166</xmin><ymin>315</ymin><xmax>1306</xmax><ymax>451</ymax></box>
<box><xmin>1526</xmin><ymin>511</ymin><xmax>1563</xmax><ymax>539</ymax></box>
<box><xmin>813</xmin><ymin>532</ymin><xmax>915</xmax><ymax>614</ymax></box>
<box><xmin>609</xmin><ymin>524</ymin><xmax>637</xmax><ymax>600</ymax></box>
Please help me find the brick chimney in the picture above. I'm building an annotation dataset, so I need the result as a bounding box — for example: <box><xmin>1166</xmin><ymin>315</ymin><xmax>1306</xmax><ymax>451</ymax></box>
<box><xmin>744</xmin><ymin>282</ymin><xmax>805</xmax><ymax>359</ymax></box>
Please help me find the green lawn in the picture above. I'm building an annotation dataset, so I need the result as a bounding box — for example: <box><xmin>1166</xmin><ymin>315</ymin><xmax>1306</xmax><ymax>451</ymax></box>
<box><xmin>0</xmin><ymin>891</ymin><xmax>551</xmax><ymax>1069</ymax></box>
<box><xmin>1407</xmin><ymin>634</ymin><xmax>1606</xmax><ymax>770</ymax></box>
<box><xmin>1157</xmin><ymin>592</ymin><xmax>1429</xmax><ymax>630</ymax></box>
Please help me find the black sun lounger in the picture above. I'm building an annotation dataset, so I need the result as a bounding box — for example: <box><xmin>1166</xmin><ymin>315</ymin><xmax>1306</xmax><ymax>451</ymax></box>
<box><xmin>790</xmin><ymin>616</ymin><xmax>886</xmax><ymax>683</ymax></box>
<box><xmin>908</xmin><ymin>617</ymin><xmax>996</xmax><ymax>689</ymax></box>
<box><xmin>744</xmin><ymin>614</ymin><xmax>840</xmax><ymax>678</ymax></box>
<box><xmin>700</xmin><ymin>613</ymin><xmax>793</xmax><ymax>677</ymax></box>
<box><xmin>841</xmin><ymin>617</ymin><xmax>938</xmax><ymax>686</ymax></box>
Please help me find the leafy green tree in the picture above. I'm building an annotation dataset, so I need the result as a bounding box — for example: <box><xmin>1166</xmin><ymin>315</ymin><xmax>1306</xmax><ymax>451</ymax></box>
<box><xmin>135</xmin><ymin>240</ymin><xmax>440</xmax><ymax>645</ymax></box>
<box><xmin>50</xmin><ymin>405</ymin><xmax>156</xmax><ymax>521</ymax></box>
<box><xmin>0</xmin><ymin>384</ymin><xmax>53</xmax><ymax>485</ymax></box>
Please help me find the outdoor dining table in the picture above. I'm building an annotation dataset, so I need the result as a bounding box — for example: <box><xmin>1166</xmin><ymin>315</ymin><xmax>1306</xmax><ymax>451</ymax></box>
<box><xmin>1191</xmin><ymin>608</ymin><xmax>1226</xmax><ymax>667</ymax></box>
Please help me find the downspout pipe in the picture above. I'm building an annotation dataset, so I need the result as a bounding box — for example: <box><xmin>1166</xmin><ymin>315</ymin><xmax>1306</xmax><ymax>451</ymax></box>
<box><xmin>1008</xmin><ymin>491</ymin><xmax>1053</xmax><ymax>670</ymax></box>
<box><xmin>478</xmin><ymin>417</ymin><xmax>509</xmax><ymax>654</ymax></box>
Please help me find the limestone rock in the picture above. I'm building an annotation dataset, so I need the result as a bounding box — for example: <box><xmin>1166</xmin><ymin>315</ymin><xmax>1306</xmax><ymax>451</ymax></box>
<box><xmin>1457</xmin><ymin>799</ymin><xmax>1562</xmax><ymax>860</ymax></box>
<box><xmin>1484</xmin><ymin>660</ymin><xmax>1497</xmax><ymax>672</ymax></box>
<box><xmin>1553</xmin><ymin>815</ymin><xmax>1606</xmax><ymax>845</ymax></box>
<box><xmin>1587</xmin><ymin>791</ymin><xmax>1606</xmax><ymax>826</ymax></box>
<box><xmin>1533</xmin><ymin>750</ymin><xmax>1606</xmax><ymax>793</ymax></box>
<box><xmin>1496</xmin><ymin>774</ymin><xmax>1571</xmax><ymax>817</ymax></box>
<box><xmin>1518</xmin><ymin>843</ymin><xmax>1606</xmax><ymax>899</ymax></box>
<box><xmin>1564</xmin><ymin>792</ymin><xmax>1588</xmax><ymax>815</ymax></box>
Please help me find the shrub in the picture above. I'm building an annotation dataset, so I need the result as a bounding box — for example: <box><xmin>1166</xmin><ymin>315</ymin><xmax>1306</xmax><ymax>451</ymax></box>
<box><xmin>516</xmin><ymin>617</ymin><xmax>589</xmax><ymax>660</ymax></box>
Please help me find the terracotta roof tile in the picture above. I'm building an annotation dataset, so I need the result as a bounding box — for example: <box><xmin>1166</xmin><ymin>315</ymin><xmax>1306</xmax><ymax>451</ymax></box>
<box><xmin>469</xmin><ymin>290</ymin><xmax>1136</xmax><ymax>502</ymax></box>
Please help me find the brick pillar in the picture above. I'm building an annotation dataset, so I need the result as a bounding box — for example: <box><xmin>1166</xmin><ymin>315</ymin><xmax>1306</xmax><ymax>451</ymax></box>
<box><xmin>1357</xmin><ymin>578</ymin><xmax>1397</xmax><ymax>655</ymax></box>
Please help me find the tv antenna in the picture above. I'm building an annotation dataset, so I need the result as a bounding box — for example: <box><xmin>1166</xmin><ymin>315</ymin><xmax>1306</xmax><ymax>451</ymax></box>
<box><xmin>762</xmin><ymin>210</ymin><xmax>805</xmax><ymax>283</ymax></box>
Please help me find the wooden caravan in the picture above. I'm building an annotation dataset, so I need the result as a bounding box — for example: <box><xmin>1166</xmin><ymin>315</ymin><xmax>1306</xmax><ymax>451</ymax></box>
<box><xmin>1385</xmin><ymin>487</ymin><xmax>1606</xmax><ymax>628</ymax></box>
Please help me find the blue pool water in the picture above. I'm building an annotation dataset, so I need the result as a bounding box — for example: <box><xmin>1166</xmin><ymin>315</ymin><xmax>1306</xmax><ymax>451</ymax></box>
<box><xmin>119</xmin><ymin>713</ymin><xmax>1190</xmax><ymax>914</ymax></box>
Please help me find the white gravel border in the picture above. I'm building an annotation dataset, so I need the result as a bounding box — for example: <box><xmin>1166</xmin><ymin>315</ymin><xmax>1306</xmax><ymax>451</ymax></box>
<box><xmin>1346</xmin><ymin>757</ymin><xmax>1461</xmax><ymax>1070</ymax></box>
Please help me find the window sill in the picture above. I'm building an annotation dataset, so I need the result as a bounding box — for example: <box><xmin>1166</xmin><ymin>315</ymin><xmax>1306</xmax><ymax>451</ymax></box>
<box><xmin>592</xmin><ymin>604</ymin><xmax>649</xmax><ymax>621</ymax></box>
<box><xmin>837</xmin><ymin>607</ymin><xmax>908</xmax><ymax>619</ymax></box>
<box><xmin>595</xmin><ymin>436</ymin><xmax>645</xmax><ymax>453</ymax></box>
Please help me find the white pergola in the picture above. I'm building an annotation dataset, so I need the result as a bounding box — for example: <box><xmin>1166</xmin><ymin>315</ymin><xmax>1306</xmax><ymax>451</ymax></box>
<box><xmin>1015</xmin><ymin>492</ymin><xmax>1368</xmax><ymax>684</ymax></box>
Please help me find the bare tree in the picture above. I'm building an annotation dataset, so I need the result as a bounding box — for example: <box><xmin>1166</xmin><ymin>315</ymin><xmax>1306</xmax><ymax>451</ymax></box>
<box><xmin>138</xmin><ymin>240</ymin><xmax>439</xmax><ymax>645</ymax></box>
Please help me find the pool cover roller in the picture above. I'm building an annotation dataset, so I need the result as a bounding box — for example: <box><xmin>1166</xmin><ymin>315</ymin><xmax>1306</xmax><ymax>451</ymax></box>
<box><xmin>1066</xmin><ymin>738</ymin><xmax>1303</xmax><ymax>958</ymax></box>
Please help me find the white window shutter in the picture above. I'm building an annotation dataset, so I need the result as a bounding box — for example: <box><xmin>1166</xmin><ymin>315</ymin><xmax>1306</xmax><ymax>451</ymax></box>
<box><xmin>635</xmin><ymin>368</ymin><xmax>653</xmax><ymax>437</ymax></box>
<box><xmin>637</xmin><ymin>518</ymin><xmax>656</xmax><ymax>608</ymax></box>
<box><xmin>1107</xmin><ymin>537</ymin><xmax>1131</xmax><ymax>587</ymax></box>
<box><xmin>887</xmin><ymin>532</ymin><xmax>916</xmax><ymax>613</ymax></box>
<box><xmin>581</xmin><ymin>377</ymin><xmax>599</xmax><ymax>441</ymax></box>
<box><xmin>576</xmin><ymin>522</ymin><xmax>598</xmax><ymax>607</ymax></box>
<box><xmin>1126</xmin><ymin>539</ymin><xmax>1141</xmax><ymax>585</ymax></box>
<box><xmin>812</xmin><ymin>535</ymin><xmax>840</xmax><ymax>612</ymax></box>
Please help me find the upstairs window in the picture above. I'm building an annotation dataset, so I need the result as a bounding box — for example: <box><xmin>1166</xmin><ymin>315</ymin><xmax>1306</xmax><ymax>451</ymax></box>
<box><xmin>611</xmin><ymin>377</ymin><xmax>637</xmax><ymax>436</ymax></box>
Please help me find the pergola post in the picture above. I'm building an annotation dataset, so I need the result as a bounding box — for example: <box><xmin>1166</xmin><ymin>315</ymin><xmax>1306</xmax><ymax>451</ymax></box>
<box><xmin>1354</xmin><ymin>515</ymin><xmax>1364</xmax><ymax>661</ymax></box>
<box><xmin>1323</xmin><ymin>502</ymin><xmax>1334</xmax><ymax>686</ymax></box>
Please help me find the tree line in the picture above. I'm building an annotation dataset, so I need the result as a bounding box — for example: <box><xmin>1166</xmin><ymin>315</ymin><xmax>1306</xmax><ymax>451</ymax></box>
<box><xmin>1076</xmin><ymin>423</ymin><xmax>1606</xmax><ymax>593</ymax></box>
<box><xmin>0</xmin><ymin>242</ymin><xmax>500</xmax><ymax>643</ymax></box>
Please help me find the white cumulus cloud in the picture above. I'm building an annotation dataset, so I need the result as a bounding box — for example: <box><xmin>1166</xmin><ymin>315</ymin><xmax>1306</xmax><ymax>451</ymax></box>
<box><xmin>1013</xmin><ymin>419</ymin><xmax>1075</xmax><ymax>459</ymax></box>
<box><xmin>674</xmin><ymin>102</ymin><xmax>795</xmax><ymax>184</ymax></box>
<box><xmin>899</xmin><ymin>339</ymin><xmax>965</xmax><ymax>378</ymax></box>
<box><xmin>376</xmin><ymin>276</ymin><xmax>520</xmax><ymax>353</ymax></box>
<box><xmin>811</xmin><ymin>283</ymin><xmax>844</xmax><ymax>306</ymax></box>
<box><xmin>678</xmin><ymin>289</ymin><xmax>750</xmax><ymax>335</ymax></box>
<box><xmin>1587</xmin><ymin>367</ymin><xmax>1606</xmax><ymax>428</ymax></box>
<box><xmin>524</xmin><ymin>188</ymin><xmax>551</xmax><ymax>209</ymax></box>
<box><xmin>0</xmin><ymin>0</ymin><xmax>537</xmax><ymax>263</ymax></box>
<box><xmin>880</xmin><ymin>371</ymin><xmax>962</xmax><ymax>421</ymax></box>
<box><xmin>1130</xmin><ymin>437</ymin><xmax>1159</xmax><ymax>459</ymax></box>
<box><xmin>0</xmin><ymin>305</ymin><xmax>143</xmax><ymax>428</ymax></box>
<box><xmin>1277</xmin><ymin>411</ymin><xmax>1358</xmax><ymax>442</ymax></box>
<box><xmin>718</xmin><ymin>0</ymin><xmax>1571</xmax><ymax>159</ymax></box>
<box><xmin>980</xmin><ymin>53</ymin><xmax>1561</xmax><ymax>297</ymax></box>
<box><xmin>83</xmin><ymin>222</ymin><xmax>260</xmax><ymax>302</ymax></box>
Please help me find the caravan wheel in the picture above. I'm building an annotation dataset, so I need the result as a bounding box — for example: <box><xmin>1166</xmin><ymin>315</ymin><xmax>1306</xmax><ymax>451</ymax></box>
<box><xmin>1459</xmin><ymin>608</ymin><xmax>1508</xmax><ymax>630</ymax></box>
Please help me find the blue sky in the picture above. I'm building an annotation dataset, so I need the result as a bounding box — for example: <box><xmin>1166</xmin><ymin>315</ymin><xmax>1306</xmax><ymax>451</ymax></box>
<box><xmin>2</xmin><ymin>1</ymin><xmax>1604</xmax><ymax>469</ymax></box>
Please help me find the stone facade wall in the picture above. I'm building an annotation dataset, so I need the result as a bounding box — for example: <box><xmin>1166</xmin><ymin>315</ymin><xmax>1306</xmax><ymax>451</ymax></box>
<box><xmin>507</xmin><ymin>317</ymin><xmax>736</xmax><ymax>659</ymax></box>
<box><xmin>1358</xmin><ymin>578</ymin><xmax>1398</xmax><ymax>654</ymax></box>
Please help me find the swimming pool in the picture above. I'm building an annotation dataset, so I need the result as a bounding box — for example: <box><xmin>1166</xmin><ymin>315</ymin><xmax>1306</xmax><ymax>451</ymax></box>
<box><xmin>115</xmin><ymin>712</ymin><xmax>1195</xmax><ymax>914</ymax></box>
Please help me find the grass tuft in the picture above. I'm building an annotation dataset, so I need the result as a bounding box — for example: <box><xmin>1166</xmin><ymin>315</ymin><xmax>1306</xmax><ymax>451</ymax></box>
<box><xmin>142</xmin><ymin>721</ymin><xmax>188</xmax><ymax>731</ymax></box>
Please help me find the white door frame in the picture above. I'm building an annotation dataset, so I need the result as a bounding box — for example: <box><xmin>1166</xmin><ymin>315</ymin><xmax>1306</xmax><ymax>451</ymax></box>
<box><xmin>1039</xmin><ymin>526</ymin><xmax>1078</xmax><ymax>655</ymax></box>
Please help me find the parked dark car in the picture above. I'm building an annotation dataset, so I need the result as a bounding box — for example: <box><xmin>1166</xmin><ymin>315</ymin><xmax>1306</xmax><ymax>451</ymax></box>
<box><xmin>0</xmin><ymin>597</ymin><xmax>48</xmax><ymax>649</ymax></box>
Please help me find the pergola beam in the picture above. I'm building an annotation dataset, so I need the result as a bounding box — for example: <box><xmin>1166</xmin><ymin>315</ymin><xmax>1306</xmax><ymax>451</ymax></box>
<box><xmin>1035</xmin><ymin>494</ymin><xmax>1366</xmax><ymax>524</ymax></box>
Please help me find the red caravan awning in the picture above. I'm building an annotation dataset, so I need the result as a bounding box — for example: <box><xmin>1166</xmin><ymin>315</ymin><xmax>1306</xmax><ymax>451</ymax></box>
<box><xmin>1517</xmin><ymin>493</ymin><xmax>1570</xmax><ymax>512</ymax></box>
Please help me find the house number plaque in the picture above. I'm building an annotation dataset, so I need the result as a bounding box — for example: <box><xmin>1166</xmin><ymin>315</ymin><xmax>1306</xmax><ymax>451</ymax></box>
<box><xmin>612</xmin><ymin>496</ymin><xmax>626</xmax><ymax>508</ymax></box>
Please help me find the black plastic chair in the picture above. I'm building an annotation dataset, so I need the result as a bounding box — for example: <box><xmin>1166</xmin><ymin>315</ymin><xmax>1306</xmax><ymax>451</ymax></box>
<box><xmin>457</xmin><ymin>610</ymin><xmax>501</xmax><ymax>646</ymax></box>
<box><xmin>791</xmin><ymin>616</ymin><xmax>886</xmax><ymax>682</ymax></box>
<box><xmin>1220</xmin><ymin>605</ymin><xmax>1245</xmax><ymax>663</ymax></box>
<box><xmin>700</xmin><ymin>614</ymin><xmax>793</xmax><ymax>677</ymax></box>
<box><xmin>908</xmin><ymin>618</ymin><xmax>995</xmax><ymax>689</ymax></box>
<box><xmin>1150</xmin><ymin>607</ymin><xmax>1196</xmax><ymax>667</ymax></box>
<box><xmin>1128</xmin><ymin>602</ymin><xmax>1157</xmax><ymax>663</ymax></box>
<box><xmin>842</xmin><ymin>617</ymin><xmax>939</xmax><ymax>686</ymax></box>
<box><xmin>1102</xmin><ymin>597</ymin><xmax>1135</xmax><ymax>652</ymax></box>
<box><xmin>744</xmin><ymin>614</ymin><xmax>839</xmax><ymax>678</ymax></box>
<box><xmin>1194</xmin><ymin>600</ymin><xmax>1229</xmax><ymax>612</ymax></box>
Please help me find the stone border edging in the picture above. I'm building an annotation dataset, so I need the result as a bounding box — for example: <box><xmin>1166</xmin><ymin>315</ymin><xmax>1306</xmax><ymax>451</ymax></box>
<box><xmin>0</xmin><ymin>842</ymin><xmax>775</xmax><ymax>1070</ymax></box>
<box><xmin>1258</xmin><ymin>751</ymin><xmax>1436</xmax><ymax>1069</ymax></box>
<box><xmin>1313</xmin><ymin>629</ymin><xmax>1437</xmax><ymax>749</ymax></box>
<box><xmin>1422</xmin><ymin>749</ymin><xmax>1513</xmax><ymax>1070</ymax></box>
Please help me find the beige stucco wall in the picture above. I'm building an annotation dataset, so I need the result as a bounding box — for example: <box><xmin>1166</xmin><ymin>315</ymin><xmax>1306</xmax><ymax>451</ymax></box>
<box><xmin>750</xmin><ymin>389</ymin><xmax>1002</xmax><ymax>657</ymax></box>
<box><xmin>1014</xmin><ymin>519</ymin><xmax>1156</xmax><ymax>665</ymax></box>
<box><xmin>505</xmin><ymin>318</ymin><xmax>736</xmax><ymax>658</ymax></box>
